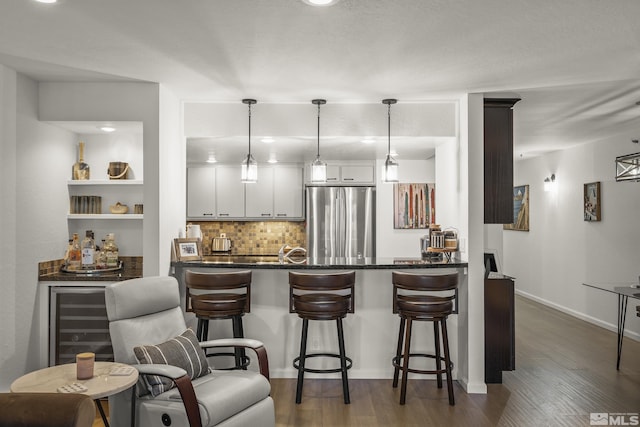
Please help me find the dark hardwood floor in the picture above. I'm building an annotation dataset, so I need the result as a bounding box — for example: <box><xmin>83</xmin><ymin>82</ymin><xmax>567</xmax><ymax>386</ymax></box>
<box><xmin>94</xmin><ymin>295</ymin><xmax>639</xmax><ymax>426</ymax></box>
<box><xmin>271</xmin><ymin>295</ymin><xmax>640</xmax><ymax>427</ymax></box>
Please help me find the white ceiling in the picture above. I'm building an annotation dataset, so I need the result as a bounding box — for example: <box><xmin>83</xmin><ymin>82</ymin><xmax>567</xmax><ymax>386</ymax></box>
<box><xmin>1</xmin><ymin>0</ymin><xmax>639</xmax><ymax>161</ymax></box>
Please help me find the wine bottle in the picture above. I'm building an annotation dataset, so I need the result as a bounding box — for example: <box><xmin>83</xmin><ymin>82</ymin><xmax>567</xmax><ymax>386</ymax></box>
<box><xmin>72</xmin><ymin>141</ymin><xmax>90</xmax><ymax>180</ymax></box>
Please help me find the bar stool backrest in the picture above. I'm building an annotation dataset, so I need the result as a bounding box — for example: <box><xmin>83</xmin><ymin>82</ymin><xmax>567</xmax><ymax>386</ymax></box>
<box><xmin>289</xmin><ymin>271</ymin><xmax>356</xmax><ymax>314</ymax></box>
<box><xmin>392</xmin><ymin>272</ymin><xmax>458</xmax><ymax>314</ymax></box>
<box><xmin>185</xmin><ymin>270</ymin><xmax>252</xmax><ymax>313</ymax></box>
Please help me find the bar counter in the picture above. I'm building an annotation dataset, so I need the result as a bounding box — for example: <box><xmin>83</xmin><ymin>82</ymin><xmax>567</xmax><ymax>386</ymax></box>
<box><xmin>173</xmin><ymin>254</ymin><xmax>468</xmax><ymax>270</ymax></box>
<box><xmin>171</xmin><ymin>255</ymin><xmax>468</xmax><ymax>380</ymax></box>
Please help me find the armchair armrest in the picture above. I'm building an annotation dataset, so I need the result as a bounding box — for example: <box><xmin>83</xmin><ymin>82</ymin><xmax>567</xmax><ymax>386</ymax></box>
<box><xmin>199</xmin><ymin>338</ymin><xmax>270</xmax><ymax>381</ymax></box>
<box><xmin>130</xmin><ymin>364</ymin><xmax>202</xmax><ymax>427</ymax></box>
<box><xmin>131</xmin><ymin>363</ymin><xmax>187</xmax><ymax>379</ymax></box>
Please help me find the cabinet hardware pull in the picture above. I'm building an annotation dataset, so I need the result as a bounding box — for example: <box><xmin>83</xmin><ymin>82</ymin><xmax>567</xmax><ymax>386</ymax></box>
<box><xmin>343</xmin><ymin>178</ymin><xmax>354</xmax><ymax>181</ymax></box>
<box><xmin>219</xmin><ymin>213</ymin><xmax>229</xmax><ymax>216</ymax></box>
<box><xmin>203</xmin><ymin>213</ymin><xmax>213</xmax><ymax>216</ymax></box>
<box><xmin>327</xmin><ymin>177</ymin><xmax>337</xmax><ymax>181</ymax></box>
<box><xmin>276</xmin><ymin>213</ymin><xmax>287</xmax><ymax>217</ymax></box>
<box><xmin>261</xmin><ymin>213</ymin><xmax>271</xmax><ymax>216</ymax></box>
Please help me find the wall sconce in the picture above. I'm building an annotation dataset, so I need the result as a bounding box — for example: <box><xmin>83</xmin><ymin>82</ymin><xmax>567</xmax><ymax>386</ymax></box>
<box><xmin>544</xmin><ymin>174</ymin><xmax>556</xmax><ymax>192</ymax></box>
<box><xmin>615</xmin><ymin>152</ymin><xmax>640</xmax><ymax>182</ymax></box>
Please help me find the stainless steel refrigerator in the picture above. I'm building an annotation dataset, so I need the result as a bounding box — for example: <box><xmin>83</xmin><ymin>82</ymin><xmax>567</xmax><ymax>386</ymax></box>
<box><xmin>306</xmin><ymin>186</ymin><xmax>375</xmax><ymax>258</ymax></box>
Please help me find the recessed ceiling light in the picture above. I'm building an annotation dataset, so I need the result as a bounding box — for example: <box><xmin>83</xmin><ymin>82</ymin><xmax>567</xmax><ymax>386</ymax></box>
<box><xmin>206</xmin><ymin>153</ymin><xmax>217</xmax><ymax>163</ymax></box>
<box><xmin>99</xmin><ymin>126</ymin><xmax>116</xmax><ymax>132</ymax></box>
<box><xmin>35</xmin><ymin>0</ymin><xmax>58</xmax><ymax>3</ymax></box>
<box><xmin>267</xmin><ymin>156</ymin><xmax>278</xmax><ymax>164</ymax></box>
<box><xmin>302</xmin><ymin>0</ymin><xmax>339</xmax><ymax>6</ymax></box>
<box><xmin>361</xmin><ymin>138</ymin><xmax>375</xmax><ymax>144</ymax></box>
<box><xmin>261</xmin><ymin>137</ymin><xmax>275</xmax><ymax>144</ymax></box>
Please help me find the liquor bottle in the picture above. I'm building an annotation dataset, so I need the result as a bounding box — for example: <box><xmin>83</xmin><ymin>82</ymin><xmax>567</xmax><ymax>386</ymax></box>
<box><xmin>72</xmin><ymin>141</ymin><xmax>90</xmax><ymax>180</ymax></box>
<box><xmin>81</xmin><ymin>230</ymin><xmax>96</xmax><ymax>268</ymax></box>
<box><xmin>96</xmin><ymin>239</ymin><xmax>107</xmax><ymax>269</ymax></box>
<box><xmin>104</xmin><ymin>233</ymin><xmax>119</xmax><ymax>268</ymax></box>
<box><xmin>68</xmin><ymin>233</ymin><xmax>81</xmax><ymax>269</ymax></box>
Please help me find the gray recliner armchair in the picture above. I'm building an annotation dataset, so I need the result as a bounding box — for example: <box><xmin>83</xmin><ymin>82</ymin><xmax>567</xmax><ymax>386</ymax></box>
<box><xmin>105</xmin><ymin>276</ymin><xmax>275</xmax><ymax>427</ymax></box>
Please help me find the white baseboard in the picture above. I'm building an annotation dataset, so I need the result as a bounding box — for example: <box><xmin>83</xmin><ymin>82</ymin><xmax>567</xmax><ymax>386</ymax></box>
<box><xmin>515</xmin><ymin>289</ymin><xmax>640</xmax><ymax>342</ymax></box>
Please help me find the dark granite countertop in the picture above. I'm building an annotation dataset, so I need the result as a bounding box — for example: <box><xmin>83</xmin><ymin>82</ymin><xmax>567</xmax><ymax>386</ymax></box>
<box><xmin>172</xmin><ymin>255</ymin><xmax>467</xmax><ymax>270</ymax></box>
<box><xmin>38</xmin><ymin>257</ymin><xmax>143</xmax><ymax>282</ymax></box>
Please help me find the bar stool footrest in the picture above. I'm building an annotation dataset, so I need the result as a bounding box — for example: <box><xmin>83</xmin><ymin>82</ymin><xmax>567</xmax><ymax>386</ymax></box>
<box><xmin>294</xmin><ymin>353</ymin><xmax>353</xmax><ymax>374</ymax></box>
<box><xmin>392</xmin><ymin>353</ymin><xmax>453</xmax><ymax>375</ymax></box>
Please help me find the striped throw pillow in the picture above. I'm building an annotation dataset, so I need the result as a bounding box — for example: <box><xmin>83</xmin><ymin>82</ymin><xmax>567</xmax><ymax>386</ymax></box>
<box><xmin>133</xmin><ymin>328</ymin><xmax>210</xmax><ymax>396</ymax></box>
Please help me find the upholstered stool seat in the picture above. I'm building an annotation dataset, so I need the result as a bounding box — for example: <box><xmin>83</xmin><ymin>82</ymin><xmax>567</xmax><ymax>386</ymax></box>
<box><xmin>391</xmin><ymin>271</ymin><xmax>458</xmax><ymax>406</ymax></box>
<box><xmin>289</xmin><ymin>271</ymin><xmax>356</xmax><ymax>404</ymax></box>
<box><xmin>186</xmin><ymin>270</ymin><xmax>252</xmax><ymax>370</ymax></box>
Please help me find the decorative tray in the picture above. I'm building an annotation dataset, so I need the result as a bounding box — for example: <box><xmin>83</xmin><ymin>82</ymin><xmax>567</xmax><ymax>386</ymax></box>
<box><xmin>60</xmin><ymin>261</ymin><xmax>123</xmax><ymax>275</ymax></box>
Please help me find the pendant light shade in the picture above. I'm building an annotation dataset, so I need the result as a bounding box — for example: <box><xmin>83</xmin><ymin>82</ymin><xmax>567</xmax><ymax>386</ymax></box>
<box><xmin>382</xmin><ymin>99</ymin><xmax>399</xmax><ymax>183</ymax></box>
<box><xmin>310</xmin><ymin>99</ymin><xmax>327</xmax><ymax>183</ymax></box>
<box><xmin>241</xmin><ymin>99</ymin><xmax>258</xmax><ymax>183</ymax></box>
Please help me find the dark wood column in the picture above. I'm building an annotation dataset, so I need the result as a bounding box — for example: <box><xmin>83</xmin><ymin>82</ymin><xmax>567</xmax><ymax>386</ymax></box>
<box><xmin>484</xmin><ymin>98</ymin><xmax>520</xmax><ymax>224</ymax></box>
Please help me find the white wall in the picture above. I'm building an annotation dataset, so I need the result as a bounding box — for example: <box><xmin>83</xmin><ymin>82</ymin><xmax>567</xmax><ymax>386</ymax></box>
<box><xmin>506</xmin><ymin>137</ymin><xmax>640</xmax><ymax>339</ymax></box>
<box><xmin>0</xmin><ymin>71</ymin><xmax>78</xmax><ymax>390</ymax></box>
<box><xmin>456</xmin><ymin>93</ymin><xmax>487</xmax><ymax>394</ymax></box>
<box><xmin>158</xmin><ymin>86</ymin><xmax>185</xmax><ymax>275</ymax></box>
<box><xmin>0</xmin><ymin>64</ymin><xmax>18</xmax><ymax>391</ymax></box>
<box><xmin>375</xmin><ymin>158</ymin><xmax>436</xmax><ymax>258</ymax></box>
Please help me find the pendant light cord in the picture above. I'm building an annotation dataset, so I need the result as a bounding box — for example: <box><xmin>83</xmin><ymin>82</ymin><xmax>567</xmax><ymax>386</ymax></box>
<box><xmin>387</xmin><ymin>102</ymin><xmax>391</xmax><ymax>156</ymax></box>
<box><xmin>317</xmin><ymin>103</ymin><xmax>321</xmax><ymax>158</ymax></box>
<box><xmin>248</xmin><ymin>102</ymin><xmax>252</xmax><ymax>157</ymax></box>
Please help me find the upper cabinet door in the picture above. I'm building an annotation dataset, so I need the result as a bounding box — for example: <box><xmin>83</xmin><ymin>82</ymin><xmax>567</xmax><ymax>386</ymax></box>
<box><xmin>340</xmin><ymin>165</ymin><xmax>374</xmax><ymax>184</ymax></box>
<box><xmin>187</xmin><ymin>167</ymin><xmax>216</xmax><ymax>218</ymax></box>
<box><xmin>484</xmin><ymin>98</ymin><xmax>520</xmax><ymax>224</ymax></box>
<box><xmin>245</xmin><ymin>167</ymin><xmax>274</xmax><ymax>218</ymax></box>
<box><xmin>274</xmin><ymin>166</ymin><xmax>304</xmax><ymax>219</ymax></box>
<box><xmin>325</xmin><ymin>165</ymin><xmax>340</xmax><ymax>183</ymax></box>
<box><xmin>215</xmin><ymin>166</ymin><xmax>245</xmax><ymax>218</ymax></box>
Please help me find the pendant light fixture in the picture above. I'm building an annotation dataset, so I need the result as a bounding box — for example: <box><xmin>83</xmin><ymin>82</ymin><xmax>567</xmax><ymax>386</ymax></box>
<box><xmin>382</xmin><ymin>99</ymin><xmax>399</xmax><ymax>183</ymax></box>
<box><xmin>241</xmin><ymin>99</ymin><xmax>258</xmax><ymax>183</ymax></box>
<box><xmin>310</xmin><ymin>99</ymin><xmax>327</xmax><ymax>183</ymax></box>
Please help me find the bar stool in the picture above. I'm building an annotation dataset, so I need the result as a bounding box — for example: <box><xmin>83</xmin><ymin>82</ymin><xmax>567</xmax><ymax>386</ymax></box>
<box><xmin>185</xmin><ymin>270</ymin><xmax>251</xmax><ymax>369</ymax></box>
<box><xmin>289</xmin><ymin>271</ymin><xmax>356</xmax><ymax>404</ymax></box>
<box><xmin>391</xmin><ymin>271</ymin><xmax>458</xmax><ymax>405</ymax></box>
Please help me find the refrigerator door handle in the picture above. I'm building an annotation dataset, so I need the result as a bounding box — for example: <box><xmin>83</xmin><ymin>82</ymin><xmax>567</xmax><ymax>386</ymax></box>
<box><xmin>337</xmin><ymin>188</ymin><xmax>345</xmax><ymax>257</ymax></box>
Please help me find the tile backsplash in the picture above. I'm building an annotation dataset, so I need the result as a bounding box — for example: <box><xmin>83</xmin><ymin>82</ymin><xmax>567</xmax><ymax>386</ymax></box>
<box><xmin>190</xmin><ymin>221</ymin><xmax>306</xmax><ymax>255</ymax></box>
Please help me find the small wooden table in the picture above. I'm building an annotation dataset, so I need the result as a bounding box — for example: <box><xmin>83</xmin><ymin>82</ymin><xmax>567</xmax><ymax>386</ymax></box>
<box><xmin>10</xmin><ymin>361</ymin><xmax>138</xmax><ymax>427</ymax></box>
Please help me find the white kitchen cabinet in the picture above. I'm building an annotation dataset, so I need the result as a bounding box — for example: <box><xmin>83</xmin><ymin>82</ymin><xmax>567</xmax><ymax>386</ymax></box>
<box><xmin>187</xmin><ymin>167</ymin><xmax>216</xmax><ymax>218</ymax></box>
<box><xmin>187</xmin><ymin>164</ymin><xmax>303</xmax><ymax>220</ymax></box>
<box><xmin>215</xmin><ymin>166</ymin><xmax>245</xmax><ymax>218</ymax></box>
<box><xmin>245</xmin><ymin>168</ymin><xmax>274</xmax><ymax>218</ymax></box>
<box><xmin>273</xmin><ymin>166</ymin><xmax>304</xmax><ymax>219</ymax></box>
<box><xmin>340</xmin><ymin>165</ymin><xmax>375</xmax><ymax>183</ymax></box>
<box><xmin>305</xmin><ymin>161</ymin><xmax>375</xmax><ymax>185</ymax></box>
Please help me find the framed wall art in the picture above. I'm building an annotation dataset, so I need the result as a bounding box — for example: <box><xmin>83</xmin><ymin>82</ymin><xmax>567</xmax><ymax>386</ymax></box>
<box><xmin>173</xmin><ymin>238</ymin><xmax>202</xmax><ymax>261</ymax></box>
<box><xmin>503</xmin><ymin>185</ymin><xmax>529</xmax><ymax>231</ymax></box>
<box><xmin>584</xmin><ymin>181</ymin><xmax>601</xmax><ymax>221</ymax></box>
<box><xmin>393</xmin><ymin>183</ymin><xmax>435</xmax><ymax>229</ymax></box>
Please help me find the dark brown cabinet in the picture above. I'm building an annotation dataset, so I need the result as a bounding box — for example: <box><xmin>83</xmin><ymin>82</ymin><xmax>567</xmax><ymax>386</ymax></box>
<box><xmin>484</xmin><ymin>98</ymin><xmax>520</xmax><ymax>224</ymax></box>
<box><xmin>485</xmin><ymin>276</ymin><xmax>515</xmax><ymax>383</ymax></box>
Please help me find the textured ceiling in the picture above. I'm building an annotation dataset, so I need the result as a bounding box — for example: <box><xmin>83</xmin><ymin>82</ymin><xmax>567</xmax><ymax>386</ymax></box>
<box><xmin>1</xmin><ymin>0</ymin><xmax>639</xmax><ymax>160</ymax></box>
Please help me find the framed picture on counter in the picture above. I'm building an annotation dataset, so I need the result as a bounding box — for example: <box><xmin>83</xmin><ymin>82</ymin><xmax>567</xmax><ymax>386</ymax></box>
<box><xmin>584</xmin><ymin>181</ymin><xmax>601</xmax><ymax>221</ymax></box>
<box><xmin>173</xmin><ymin>238</ymin><xmax>202</xmax><ymax>261</ymax></box>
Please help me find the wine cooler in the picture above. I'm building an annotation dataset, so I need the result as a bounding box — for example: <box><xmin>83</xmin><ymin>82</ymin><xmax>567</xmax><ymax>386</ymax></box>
<box><xmin>49</xmin><ymin>287</ymin><xmax>114</xmax><ymax>366</ymax></box>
